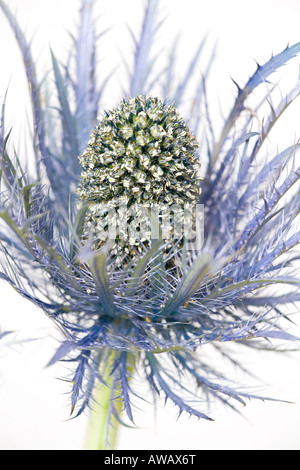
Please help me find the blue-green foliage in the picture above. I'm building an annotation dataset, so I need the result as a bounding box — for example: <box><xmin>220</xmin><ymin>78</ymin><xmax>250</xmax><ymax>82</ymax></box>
<box><xmin>0</xmin><ymin>0</ymin><xmax>300</xmax><ymax>436</ymax></box>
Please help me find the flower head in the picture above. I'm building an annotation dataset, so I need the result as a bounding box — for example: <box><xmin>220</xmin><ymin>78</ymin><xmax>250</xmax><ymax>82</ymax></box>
<box><xmin>78</xmin><ymin>95</ymin><xmax>201</xmax><ymax>259</ymax></box>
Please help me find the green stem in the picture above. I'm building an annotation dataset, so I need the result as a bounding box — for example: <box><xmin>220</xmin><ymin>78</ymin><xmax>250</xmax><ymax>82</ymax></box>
<box><xmin>85</xmin><ymin>352</ymin><xmax>123</xmax><ymax>451</ymax></box>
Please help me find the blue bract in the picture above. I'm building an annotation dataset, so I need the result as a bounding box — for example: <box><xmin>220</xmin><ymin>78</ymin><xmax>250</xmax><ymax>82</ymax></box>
<box><xmin>0</xmin><ymin>0</ymin><xmax>300</xmax><ymax>448</ymax></box>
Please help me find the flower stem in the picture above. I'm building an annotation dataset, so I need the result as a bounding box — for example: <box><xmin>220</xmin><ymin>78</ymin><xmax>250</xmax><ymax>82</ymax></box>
<box><xmin>85</xmin><ymin>353</ymin><xmax>123</xmax><ymax>450</ymax></box>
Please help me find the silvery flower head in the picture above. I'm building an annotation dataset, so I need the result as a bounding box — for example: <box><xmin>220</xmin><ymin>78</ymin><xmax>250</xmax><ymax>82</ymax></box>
<box><xmin>78</xmin><ymin>95</ymin><xmax>201</xmax><ymax>261</ymax></box>
<box><xmin>1</xmin><ymin>0</ymin><xmax>300</xmax><ymax>447</ymax></box>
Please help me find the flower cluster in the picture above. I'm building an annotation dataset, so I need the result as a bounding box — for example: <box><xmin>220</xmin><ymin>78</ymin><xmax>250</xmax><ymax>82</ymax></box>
<box><xmin>78</xmin><ymin>95</ymin><xmax>201</xmax><ymax>259</ymax></box>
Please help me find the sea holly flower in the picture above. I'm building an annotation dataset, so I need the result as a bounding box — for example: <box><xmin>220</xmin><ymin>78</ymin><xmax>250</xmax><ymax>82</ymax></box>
<box><xmin>78</xmin><ymin>95</ymin><xmax>201</xmax><ymax>261</ymax></box>
<box><xmin>0</xmin><ymin>0</ymin><xmax>300</xmax><ymax>450</ymax></box>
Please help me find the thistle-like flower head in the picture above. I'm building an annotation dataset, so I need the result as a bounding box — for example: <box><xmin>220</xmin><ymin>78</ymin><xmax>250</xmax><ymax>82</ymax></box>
<box><xmin>78</xmin><ymin>95</ymin><xmax>201</xmax><ymax>257</ymax></box>
<box><xmin>1</xmin><ymin>0</ymin><xmax>300</xmax><ymax>450</ymax></box>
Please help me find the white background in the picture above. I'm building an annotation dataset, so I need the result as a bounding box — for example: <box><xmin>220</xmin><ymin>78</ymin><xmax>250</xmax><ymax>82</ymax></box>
<box><xmin>0</xmin><ymin>0</ymin><xmax>300</xmax><ymax>450</ymax></box>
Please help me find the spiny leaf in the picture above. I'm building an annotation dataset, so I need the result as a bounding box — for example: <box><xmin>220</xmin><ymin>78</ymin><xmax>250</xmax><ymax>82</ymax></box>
<box><xmin>160</xmin><ymin>253</ymin><xmax>214</xmax><ymax>317</ymax></box>
<box><xmin>86</xmin><ymin>249</ymin><xmax>115</xmax><ymax>317</ymax></box>
<box><xmin>50</xmin><ymin>49</ymin><xmax>79</xmax><ymax>158</ymax></box>
<box><xmin>129</xmin><ymin>0</ymin><xmax>160</xmax><ymax>96</ymax></box>
<box><xmin>211</xmin><ymin>42</ymin><xmax>300</xmax><ymax>166</ymax></box>
<box><xmin>125</xmin><ymin>240</ymin><xmax>162</xmax><ymax>296</ymax></box>
<box><xmin>236</xmin><ymin>164</ymin><xmax>300</xmax><ymax>250</ymax></box>
<box><xmin>75</xmin><ymin>0</ymin><xmax>102</xmax><ymax>149</ymax></box>
<box><xmin>69</xmin><ymin>204</ymin><xmax>90</xmax><ymax>260</ymax></box>
<box><xmin>0</xmin><ymin>0</ymin><xmax>48</xmax><ymax>163</ymax></box>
